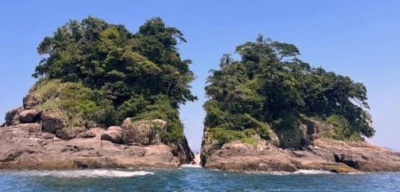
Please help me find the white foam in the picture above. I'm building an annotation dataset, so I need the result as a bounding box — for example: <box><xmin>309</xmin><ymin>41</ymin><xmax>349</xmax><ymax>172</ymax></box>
<box><xmin>244</xmin><ymin>169</ymin><xmax>333</xmax><ymax>175</ymax></box>
<box><xmin>14</xmin><ymin>170</ymin><xmax>154</xmax><ymax>178</ymax></box>
<box><xmin>180</xmin><ymin>164</ymin><xmax>202</xmax><ymax>168</ymax></box>
<box><xmin>292</xmin><ymin>169</ymin><xmax>333</xmax><ymax>175</ymax></box>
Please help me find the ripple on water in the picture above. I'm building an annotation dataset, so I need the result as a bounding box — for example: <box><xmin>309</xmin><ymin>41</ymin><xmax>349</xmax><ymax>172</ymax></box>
<box><xmin>0</xmin><ymin>168</ymin><xmax>398</xmax><ymax>192</ymax></box>
<box><xmin>10</xmin><ymin>170</ymin><xmax>154</xmax><ymax>178</ymax></box>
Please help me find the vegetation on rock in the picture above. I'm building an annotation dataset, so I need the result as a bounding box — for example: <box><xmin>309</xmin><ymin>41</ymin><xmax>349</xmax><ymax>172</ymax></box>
<box><xmin>29</xmin><ymin>16</ymin><xmax>197</xmax><ymax>142</ymax></box>
<box><xmin>203</xmin><ymin>35</ymin><xmax>374</xmax><ymax>147</ymax></box>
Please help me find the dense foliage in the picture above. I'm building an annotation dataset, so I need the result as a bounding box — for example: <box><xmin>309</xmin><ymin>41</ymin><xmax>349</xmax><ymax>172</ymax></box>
<box><xmin>204</xmin><ymin>35</ymin><xmax>374</xmax><ymax>146</ymax></box>
<box><xmin>31</xmin><ymin>16</ymin><xmax>197</xmax><ymax>142</ymax></box>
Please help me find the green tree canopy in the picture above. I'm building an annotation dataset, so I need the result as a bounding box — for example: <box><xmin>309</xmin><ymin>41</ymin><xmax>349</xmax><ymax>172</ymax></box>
<box><xmin>204</xmin><ymin>35</ymin><xmax>374</xmax><ymax>146</ymax></box>
<box><xmin>31</xmin><ymin>16</ymin><xmax>197</xmax><ymax>142</ymax></box>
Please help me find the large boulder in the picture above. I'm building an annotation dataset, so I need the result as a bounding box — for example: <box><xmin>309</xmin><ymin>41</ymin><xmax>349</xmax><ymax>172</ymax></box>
<box><xmin>76</xmin><ymin>130</ymin><xmax>96</xmax><ymax>138</ymax></box>
<box><xmin>101</xmin><ymin>126</ymin><xmax>122</xmax><ymax>143</ymax></box>
<box><xmin>299</xmin><ymin>124</ymin><xmax>311</xmax><ymax>146</ymax></box>
<box><xmin>19</xmin><ymin>110</ymin><xmax>38</xmax><ymax>123</ymax></box>
<box><xmin>276</xmin><ymin>119</ymin><xmax>331</xmax><ymax>149</ymax></box>
<box><xmin>121</xmin><ymin>118</ymin><xmax>167</xmax><ymax>145</ymax></box>
<box><xmin>108</xmin><ymin>126</ymin><xmax>123</xmax><ymax>133</ymax></box>
<box><xmin>23</xmin><ymin>93</ymin><xmax>43</xmax><ymax>110</ymax></box>
<box><xmin>5</xmin><ymin>107</ymin><xmax>23</xmax><ymax>126</ymax></box>
<box><xmin>275</xmin><ymin>128</ymin><xmax>304</xmax><ymax>149</ymax></box>
<box><xmin>303</xmin><ymin>119</ymin><xmax>330</xmax><ymax>138</ymax></box>
<box><xmin>41</xmin><ymin>113</ymin><xmax>65</xmax><ymax>133</ymax></box>
<box><xmin>56</xmin><ymin>127</ymin><xmax>86</xmax><ymax>140</ymax></box>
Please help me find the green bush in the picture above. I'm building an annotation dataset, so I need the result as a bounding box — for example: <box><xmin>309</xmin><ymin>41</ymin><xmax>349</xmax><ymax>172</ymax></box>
<box><xmin>326</xmin><ymin>115</ymin><xmax>363</xmax><ymax>141</ymax></box>
<box><xmin>241</xmin><ymin>137</ymin><xmax>258</xmax><ymax>145</ymax></box>
<box><xmin>34</xmin><ymin>81</ymin><xmax>107</xmax><ymax>127</ymax></box>
<box><xmin>31</xmin><ymin>79</ymin><xmax>61</xmax><ymax>99</ymax></box>
<box><xmin>210</xmin><ymin>128</ymin><xmax>246</xmax><ymax>147</ymax></box>
<box><xmin>131</xmin><ymin>95</ymin><xmax>185</xmax><ymax>143</ymax></box>
<box><xmin>244</xmin><ymin>129</ymin><xmax>257</xmax><ymax>136</ymax></box>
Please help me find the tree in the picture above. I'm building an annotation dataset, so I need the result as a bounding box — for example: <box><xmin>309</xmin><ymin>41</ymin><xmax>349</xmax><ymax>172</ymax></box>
<box><xmin>31</xmin><ymin>16</ymin><xmax>197</xmax><ymax>142</ymax></box>
<box><xmin>204</xmin><ymin>35</ymin><xmax>375</xmax><ymax>147</ymax></box>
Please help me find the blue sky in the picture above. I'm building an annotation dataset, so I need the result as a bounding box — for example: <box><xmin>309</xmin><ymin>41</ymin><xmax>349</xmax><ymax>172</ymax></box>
<box><xmin>0</xmin><ymin>0</ymin><xmax>399</xmax><ymax>152</ymax></box>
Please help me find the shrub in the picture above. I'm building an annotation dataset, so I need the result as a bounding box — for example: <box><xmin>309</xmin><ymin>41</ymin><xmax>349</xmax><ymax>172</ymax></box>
<box><xmin>241</xmin><ymin>137</ymin><xmax>258</xmax><ymax>145</ymax></box>
<box><xmin>131</xmin><ymin>95</ymin><xmax>185</xmax><ymax>143</ymax></box>
<box><xmin>326</xmin><ymin>115</ymin><xmax>363</xmax><ymax>141</ymax></box>
<box><xmin>210</xmin><ymin>128</ymin><xmax>246</xmax><ymax>147</ymax></box>
<box><xmin>31</xmin><ymin>79</ymin><xmax>62</xmax><ymax>99</ymax></box>
<box><xmin>33</xmin><ymin>81</ymin><xmax>104</xmax><ymax>128</ymax></box>
<box><xmin>244</xmin><ymin>129</ymin><xmax>257</xmax><ymax>136</ymax></box>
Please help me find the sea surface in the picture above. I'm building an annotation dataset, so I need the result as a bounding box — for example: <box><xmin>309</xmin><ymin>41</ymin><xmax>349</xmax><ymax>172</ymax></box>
<box><xmin>0</xmin><ymin>165</ymin><xmax>399</xmax><ymax>192</ymax></box>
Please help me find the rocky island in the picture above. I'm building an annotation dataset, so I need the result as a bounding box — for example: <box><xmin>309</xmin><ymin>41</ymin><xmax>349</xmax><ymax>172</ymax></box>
<box><xmin>2</xmin><ymin>16</ymin><xmax>399</xmax><ymax>173</ymax></box>
<box><xmin>200</xmin><ymin>36</ymin><xmax>400</xmax><ymax>173</ymax></box>
<box><xmin>0</xmin><ymin>17</ymin><xmax>196</xmax><ymax>170</ymax></box>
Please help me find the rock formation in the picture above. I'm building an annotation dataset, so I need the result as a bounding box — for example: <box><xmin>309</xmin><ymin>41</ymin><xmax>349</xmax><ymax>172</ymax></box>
<box><xmin>121</xmin><ymin>118</ymin><xmax>166</xmax><ymax>145</ymax></box>
<box><xmin>201</xmin><ymin>120</ymin><xmax>400</xmax><ymax>173</ymax></box>
<box><xmin>0</xmin><ymin>95</ymin><xmax>194</xmax><ymax>170</ymax></box>
<box><xmin>0</xmin><ymin>16</ymin><xmax>198</xmax><ymax>170</ymax></box>
<box><xmin>101</xmin><ymin>126</ymin><xmax>123</xmax><ymax>144</ymax></box>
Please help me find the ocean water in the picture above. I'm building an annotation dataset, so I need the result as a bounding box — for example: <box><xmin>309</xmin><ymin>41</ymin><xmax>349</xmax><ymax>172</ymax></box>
<box><xmin>0</xmin><ymin>166</ymin><xmax>399</xmax><ymax>192</ymax></box>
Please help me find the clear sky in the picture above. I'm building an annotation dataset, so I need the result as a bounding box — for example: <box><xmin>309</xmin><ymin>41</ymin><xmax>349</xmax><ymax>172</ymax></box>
<box><xmin>0</xmin><ymin>0</ymin><xmax>399</xmax><ymax>152</ymax></box>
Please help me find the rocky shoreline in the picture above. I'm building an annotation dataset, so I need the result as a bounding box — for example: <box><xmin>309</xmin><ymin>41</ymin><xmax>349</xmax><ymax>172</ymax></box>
<box><xmin>0</xmin><ymin>100</ymin><xmax>194</xmax><ymax>170</ymax></box>
<box><xmin>200</xmin><ymin>118</ymin><xmax>400</xmax><ymax>173</ymax></box>
<box><xmin>2</xmin><ymin>110</ymin><xmax>400</xmax><ymax>173</ymax></box>
<box><xmin>0</xmin><ymin>123</ymin><xmax>194</xmax><ymax>170</ymax></box>
<box><xmin>201</xmin><ymin>138</ymin><xmax>400</xmax><ymax>173</ymax></box>
<box><xmin>2</xmin><ymin>97</ymin><xmax>400</xmax><ymax>172</ymax></box>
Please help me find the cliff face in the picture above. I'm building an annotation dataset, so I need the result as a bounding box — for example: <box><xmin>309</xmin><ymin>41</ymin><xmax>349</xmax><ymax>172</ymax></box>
<box><xmin>0</xmin><ymin>95</ymin><xmax>194</xmax><ymax>170</ymax></box>
<box><xmin>200</xmin><ymin>120</ymin><xmax>400</xmax><ymax>173</ymax></box>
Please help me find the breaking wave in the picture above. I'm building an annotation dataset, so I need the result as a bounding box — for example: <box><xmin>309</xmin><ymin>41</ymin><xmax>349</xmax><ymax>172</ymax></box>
<box><xmin>180</xmin><ymin>164</ymin><xmax>202</xmax><ymax>168</ymax></box>
<box><xmin>12</xmin><ymin>170</ymin><xmax>154</xmax><ymax>178</ymax></box>
<box><xmin>244</xmin><ymin>169</ymin><xmax>333</xmax><ymax>175</ymax></box>
<box><xmin>290</xmin><ymin>169</ymin><xmax>333</xmax><ymax>175</ymax></box>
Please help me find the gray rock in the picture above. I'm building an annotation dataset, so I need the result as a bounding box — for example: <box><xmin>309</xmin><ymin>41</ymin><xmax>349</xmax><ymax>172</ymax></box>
<box><xmin>101</xmin><ymin>131</ymin><xmax>122</xmax><ymax>144</ymax></box>
<box><xmin>101</xmin><ymin>126</ymin><xmax>122</xmax><ymax>143</ymax></box>
<box><xmin>0</xmin><ymin>149</ymin><xmax>36</xmax><ymax>162</ymax></box>
<box><xmin>303</xmin><ymin>119</ymin><xmax>330</xmax><ymax>136</ymax></box>
<box><xmin>19</xmin><ymin>110</ymin><xmax>38</xmax><ymax>123</ymax></box>
<box><xmin>121</xmin><ymin>119</ymin><xmax>167</xmax><ymax>145</ymax></box>
<box><xmin>41</xmin><ymin>113</ymin><xmax>65</xmax><ymax>133</ymax></box>
<box><xmin>201</xmin><ymin>138</ymin><xmax>400</xmax><ymax>173</ymax></box>
<box><xmin>76</xmin><ymin>130</ymin><xmax>96</xmax><ymax>138</ymax></box>
<box><xmin>12</xmin><ymin>123</ymin><xmax>41</xmax><ymax>133</ymax></box>
<box><xmin>0</xmin><ymin>123</ymin><xmax>192</xmax><ymax>170</ymax></box>
<box><xmin>56</xmin><ymin>127</ymin><xmax>86</xmax><ymax>140</ymax></box>
<box><xmin>172</xmin><ymin>136</ymin><xmax>195</xmax><ymax>164</ymax></box>
<box><xmin>107</xmin><ymin>126</ymin><xmax>122</xmax><ymax>133</ymax></box>
<box><xmin>5</xmin><ymin>107</ymin><xmax>23</xmax><ymax>126</ymax></box>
